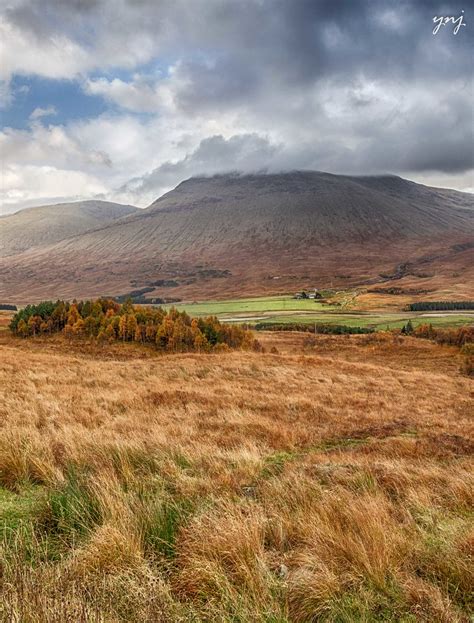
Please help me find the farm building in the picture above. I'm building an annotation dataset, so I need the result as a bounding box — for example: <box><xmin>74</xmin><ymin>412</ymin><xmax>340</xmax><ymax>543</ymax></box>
<box><xmin>293</xmin><ymin>289</ymin><xmax>322</xmax><ymax>300</ymax></box>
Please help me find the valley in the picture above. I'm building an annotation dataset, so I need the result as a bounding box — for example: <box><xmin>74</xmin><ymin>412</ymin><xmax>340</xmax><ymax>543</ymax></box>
<box><xmin>164</xmin><ymin>293</ymin><xmax>474</xmax><ymax>329</ymax></box>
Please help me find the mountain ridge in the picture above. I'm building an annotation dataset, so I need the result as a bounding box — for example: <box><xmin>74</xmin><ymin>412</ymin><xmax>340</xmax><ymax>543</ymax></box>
<box><xmin>0</xmin><ymin>199</ymin><xmax>138</xmax><ymax>258</ymax></box>
<box><xmin>0</xmin><ymin>172</ymin><xmax>472</xmax><ymax>303</ymax></box>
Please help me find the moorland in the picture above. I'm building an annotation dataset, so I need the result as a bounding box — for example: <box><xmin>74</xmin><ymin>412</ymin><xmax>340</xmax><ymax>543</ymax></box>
<box><xmin>1</xmin><ymin>308</ymin><xmax>473</xmax><ymax>622</ymax></box>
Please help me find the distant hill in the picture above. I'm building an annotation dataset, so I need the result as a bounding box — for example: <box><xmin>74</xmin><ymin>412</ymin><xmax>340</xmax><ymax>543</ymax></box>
<box><xmin>0</xmin><ymin>200</ymin><xmax>138</xmax><ymax>257</ymax></box>
<box><xmin>0</xmin><ymin>172</ymin><xmax>472</xmax><ymax>303</ymax></box>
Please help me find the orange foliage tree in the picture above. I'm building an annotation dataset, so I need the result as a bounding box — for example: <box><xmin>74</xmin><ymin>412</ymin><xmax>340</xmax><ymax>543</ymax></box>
<box><xmin>10</xmin><ymin>298</ymin><xmax>253</xmax><ymax>353</ymax></box>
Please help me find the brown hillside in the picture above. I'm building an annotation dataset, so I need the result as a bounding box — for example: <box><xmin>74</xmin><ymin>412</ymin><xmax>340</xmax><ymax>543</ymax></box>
<box><xmin>0</xmin><ymin>172</ymin><xmax>472</xmax><ymax>303</ymax></box>
<box><xmin>0</xmin><ymin>200</ymin><xmax>138</xmax><ymax>258</ymax></box>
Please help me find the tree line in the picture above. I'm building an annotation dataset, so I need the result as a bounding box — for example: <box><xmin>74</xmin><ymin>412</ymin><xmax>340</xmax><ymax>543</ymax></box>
<box><xmin>9</xmin><ymin>299</ymin><xmax>253</xmax><ymax>352</ymax></box>
<box><xmin>407</xmin><ymin>301</ymin><xmax>474</xmax><ymax>311</ymax></box>
<box><xmin>255</xmin><ymin>322</ymin><xmax>374</xmax><ymax>334</ymax></box>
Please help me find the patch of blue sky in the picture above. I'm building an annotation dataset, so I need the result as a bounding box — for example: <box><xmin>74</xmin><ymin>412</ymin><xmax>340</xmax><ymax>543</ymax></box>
<box><xmin>2</xmin><ymin>75</ymin><xmax>108</xmax><ymax>130</ymax></box>
<box><xmin>1</xmin><ymin>58</ymin><xmax>173</xmax><ymax>130</ymax></box>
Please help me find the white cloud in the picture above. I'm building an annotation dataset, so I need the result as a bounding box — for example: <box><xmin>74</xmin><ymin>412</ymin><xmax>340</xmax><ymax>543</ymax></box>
<box><xmin>84</xmin><ymin>75</ymin><xmax>174</xmax><ymax>113</ymax></box>
<box><xmin>0</xmin><ymin>164</ymin><xmax>108</xmax><ymax>215</ymax></box>
<box><xmin>2</xmin><ymin>73</ymin><xmax>473</xmax><ymax>215</ymax></box>
<box><xmin>0</xmin><ymin>18</ymin><xmax>89</xmax><ymax>82</ymax></box>
<box><xmin>29</xmin><ymin>105</ymin><xmax>57</xmax><ymax>120</ymax></box>
<box><xmin>0</xmin><ymin>123</ymin><xmax>112</xmax><ymax>171</ymax></box>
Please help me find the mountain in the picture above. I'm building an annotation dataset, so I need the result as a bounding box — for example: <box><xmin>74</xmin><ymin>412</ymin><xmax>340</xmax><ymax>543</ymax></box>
<box><xmin>0</xmin><ymin>200</ymin><xmax>138</xmax><ymax>258</ymax></box>
<box><xmin>1</xmin><ymin>172</ymin><xmax>472</xmax><ymax>303</ymax></box>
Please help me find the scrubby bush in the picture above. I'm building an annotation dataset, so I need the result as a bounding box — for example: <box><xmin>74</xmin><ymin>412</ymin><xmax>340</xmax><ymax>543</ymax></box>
<box><xmin>411</xmin><ymin>324</ymin><xmax>474</xmax><ymax>347</ymax></box>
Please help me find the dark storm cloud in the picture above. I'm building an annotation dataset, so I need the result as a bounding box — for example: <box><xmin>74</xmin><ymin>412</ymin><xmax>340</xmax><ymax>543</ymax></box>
<box><xmin>168</xmin><ymin>0</ymin><xmax>472</xmax><ymax>98</ymax></box>
<box><xmin>2</xmin><ymin>0</ymin><xmax>473</xmax><ymax>207</ymax></box>
<box><xmin>114</xmin><ymin>0</ymin><xmax>472</xmax><ymax>196</ymax></box>
<box><xmin>7</xmin><ymin>0</ymin><xmax>472</xmax><ymax>80</ymax></box>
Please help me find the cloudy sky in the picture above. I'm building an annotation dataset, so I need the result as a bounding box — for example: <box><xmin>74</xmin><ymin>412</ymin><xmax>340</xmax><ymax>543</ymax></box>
<box><xmin>0</xmin><ymin>0</ymin><xmax>472</xmax><ymax>213</ymax></box>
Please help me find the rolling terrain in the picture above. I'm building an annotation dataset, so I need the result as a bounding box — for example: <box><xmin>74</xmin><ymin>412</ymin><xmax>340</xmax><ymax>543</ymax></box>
<box><xmin>0</xmin><ymin>200</ymin><xmax>138</xmax><ymax>258</ymax></box>
<box><xmin>0</xmin><ymin>172</ymin><xmax>472</xmax><ymax>304</ymax></box>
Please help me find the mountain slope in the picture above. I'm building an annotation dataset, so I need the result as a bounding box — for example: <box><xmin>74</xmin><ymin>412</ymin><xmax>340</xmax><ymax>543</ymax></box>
<box><xmin>0</xmin><ymin>200</ymin><xmax>138</xmax><ymax>257</ymax></box>
<box><xmin>1</xmin><ymin>172</ymin><xmax>472</xmax><ymax>303</ymax></box>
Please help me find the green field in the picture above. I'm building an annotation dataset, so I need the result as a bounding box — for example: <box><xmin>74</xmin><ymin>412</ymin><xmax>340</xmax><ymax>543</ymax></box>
<box><xmin>258</xmin><ymin>313</ymin><xmax>474</xmax><ymax>329</ymax></box>
<box><xmin>166</xmin><ymin>295</ymin><xmax>474</xmax><ymax>329</ymax></box>
<box><xmin>166</xmin><ymin>295</ymin><xmax>330</xmax><ymax>316</ymax></box>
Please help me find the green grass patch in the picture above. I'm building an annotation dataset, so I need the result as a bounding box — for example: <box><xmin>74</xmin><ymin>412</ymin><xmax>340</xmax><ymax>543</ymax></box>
<box><xmin>165</xmin><ymin>295</ymin><xmax>330</xmax><ymax>316</ymax></box>
<box><xmin>38</xmin><ymin>466</ymin><xmax>102</xmax><ymax>545</ymax></box>
<box><xmin>0</xmin><ymin>485</ymin><xmax>63</xmax><ymax>565</ymax></box>
<box><xmin>0</xmin><ymin>486</ymin><xmax>42</xmax><ymax>540</ymax></box>
<box><xmin>320</xmin><ymin>580</ymin><xmax>417</xmax><ymax>623</ymax></box>
<box><xmin>260</xmin><ymin>451</ymin><xmax>299</xmax><ymax>479</ymax></box>
<box><xmin>411</xmin><ymin>509</ymin><xmax>474</xmax><ymax>611</ymax></box>
<box><xmin>140</xmin><ymin>493</ymin><xmax>195</xmax><ymax>560</ymax></box>
<box><xmin>260</xmin><ymin>439</ymin><xmax>369</xmax><ymax>481</ymax></box>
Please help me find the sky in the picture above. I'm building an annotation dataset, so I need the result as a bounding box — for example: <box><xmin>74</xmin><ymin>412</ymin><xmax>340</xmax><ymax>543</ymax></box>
<box><xmin>0</xmin><ymin>0</ymin><xmax>473</xmax><ymax>214</ymax></box>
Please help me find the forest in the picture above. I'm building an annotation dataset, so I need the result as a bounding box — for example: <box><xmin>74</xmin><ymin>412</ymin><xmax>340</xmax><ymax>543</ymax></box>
<box><xmin>408</xmin><ymin>301</ymin><xmax>474</xmax><ymax>311</ymax></box>
<box><xmin>9</xmin><ymin>299</ymin><xmax>253</xmax><ymax>352</ymax></box>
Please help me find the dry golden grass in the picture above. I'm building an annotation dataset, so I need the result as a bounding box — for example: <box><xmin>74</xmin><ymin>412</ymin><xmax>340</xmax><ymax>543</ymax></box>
<box><xmin>0</xmin><ymin>330</ymin><xmax>473</xmax><ymax>622</ymax></box>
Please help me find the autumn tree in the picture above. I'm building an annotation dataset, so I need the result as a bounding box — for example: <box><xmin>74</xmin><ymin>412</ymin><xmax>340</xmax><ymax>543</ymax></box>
<box><xmin>67</xmin><ymin>304</ymin><xmax>81</xmax><ymax>326</ymax></box>
<box><xmin>84</xmin><ymin>315</ymin><xmax>99</xmax><ymax>337</ymax></box>
<box><xmin>127</xmin><ymin>314</ymin><xmax>138</xmax><ymax>341</ymax></box>
<box><xmin>156</xmin><ymin>317</ymin><xmax>175</xmax><ymax>350</ymax></box>
<box><xmin>134</xmin><ymin>324</ymin><xmax>145</xmax><ymax>343</ymax></box>
<box><xmin>119</xmin><ymin>315</ymin><xmax>128</xmax><ymax>341</ymax></box>
<box><xmin>17</xmin><ymin>319</ymin><xmax>28</xmax><ymax>337</ymax></box>
<box><xmin>28</xmin><ymin>315</ymin><xmax>42</xmax><ymax>336</ymax></box>
<box><xmin>9</xmin><ymin>297</ymin><xmax>254</xmax><ymax>354</ymax></box>
<box><xmin>145</xmin><ymin>323</ymin><xmax>157</xmax><ymax>343</ymax></box>
<box><xmin>72</xmin><ymin>318</ymin><xmax>85</xmax><ymax>336</ymax></box>
<box><xmin>104</xmin><ymin>323</ymin><xmax>116</xmax><ymax>341</ymax></box>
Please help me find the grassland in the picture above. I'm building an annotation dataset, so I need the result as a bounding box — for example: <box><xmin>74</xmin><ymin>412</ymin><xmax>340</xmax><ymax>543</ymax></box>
<box><xmin>165</xmin><ymin>294</ymin><xmax>331</xmax><ymax>316</ymax></box>
<box><xmin>166</xmin><ymin>294</ymin><xmax>474</xmax><ymax>329</ymax></box>
<box><xmin>1</xmin><ymin>328</ymin><xmax>473</xmax><ymax>622</ymax></box>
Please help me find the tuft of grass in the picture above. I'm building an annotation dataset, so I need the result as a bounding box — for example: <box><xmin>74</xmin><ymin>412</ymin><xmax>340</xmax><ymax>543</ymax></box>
<box><xmin>38</xmin><ymin>465</ymin><xmax>102</xmax><ymax>546</ymax></box>
<box><xmin>0</xmin><ymin>432</ymin><xmax>59</xmax><ymax>492</ymax></box>
<box><xmin>139</xmin><ymin>493</ymin><xmax>195</xmax><ymax>560</ymax></box>
<box><xmin>414</xmin><ymin>511</ymin><xmax>474</xmax><ymax>611</ymax></box>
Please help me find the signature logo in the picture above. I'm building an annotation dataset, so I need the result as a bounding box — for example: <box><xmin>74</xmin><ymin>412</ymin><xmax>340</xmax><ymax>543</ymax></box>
<box><xmin>433</xmin><ymin>10</ymin><xmax>466</xmax><ymax>34</ymax></box>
